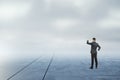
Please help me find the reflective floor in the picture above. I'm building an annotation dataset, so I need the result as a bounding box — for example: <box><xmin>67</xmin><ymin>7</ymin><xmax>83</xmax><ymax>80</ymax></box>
<box><xmin>0</xmin><ymin>55</ymin><xmax>120</xmax><ymax>80</ymax></box>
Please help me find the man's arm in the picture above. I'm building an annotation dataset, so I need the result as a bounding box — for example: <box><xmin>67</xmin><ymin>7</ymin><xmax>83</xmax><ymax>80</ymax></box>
<box><xmin>87</xmin><ymin>40</ymin><xmax>92</xmax><ymax>45</ymax></box>
<box><xmin>97</xmin><ymin>44</ymin><xmax>101</xmax><ymax>51</ymax></box>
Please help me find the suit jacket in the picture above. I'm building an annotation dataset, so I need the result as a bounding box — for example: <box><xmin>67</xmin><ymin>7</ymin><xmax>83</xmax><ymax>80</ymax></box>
<box><xmin>87</xmin><ymin>41</ymin><xmax>101</xmax><ymax>54</ymax></box>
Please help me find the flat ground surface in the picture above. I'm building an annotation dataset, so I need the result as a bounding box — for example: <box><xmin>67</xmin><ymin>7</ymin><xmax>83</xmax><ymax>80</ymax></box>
<box><xmin>0</xmin><ymin>55</ymin><xmax>120</xmax><ymax>80</ymax></box>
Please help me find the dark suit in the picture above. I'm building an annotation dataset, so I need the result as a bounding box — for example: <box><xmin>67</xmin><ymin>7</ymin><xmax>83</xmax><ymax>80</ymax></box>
<box><xmin>87</xmin><ymin>40</ymin><xmax>101</xmax><ymax>68</ymax></box>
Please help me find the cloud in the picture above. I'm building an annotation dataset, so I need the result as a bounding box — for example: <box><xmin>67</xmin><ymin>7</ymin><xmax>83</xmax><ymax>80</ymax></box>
<box><xmin>0</xmin><ymin>0</ymin><xmax>120</xmax><ymax>58</ymax></box>
<box><xmin>0</xmin><ymin>1</ymin><xmax>32</xmax><ymax>21</ymax></box>
<box><xmin>98</xmin><ymin>9</ymin><xmax>120</xmax><ymax>28</ymax></box>
<box><xmin>51</xmin><ymin>18</ymin><xmax>80</xmax><ymax>31</ymax></box>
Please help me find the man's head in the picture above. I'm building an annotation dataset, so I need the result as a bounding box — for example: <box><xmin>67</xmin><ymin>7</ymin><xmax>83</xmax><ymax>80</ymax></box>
<box><xmin>92</xmin><ymin>37</ymin><xmax>96</xmax><ymax>42</ymax></box>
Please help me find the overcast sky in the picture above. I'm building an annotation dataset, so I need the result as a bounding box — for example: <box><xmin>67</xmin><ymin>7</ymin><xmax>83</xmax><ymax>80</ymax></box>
<box><xmin>0</xmin><ymin>0</ymin><xmax>120</xmax><ymax>62</ymax></box>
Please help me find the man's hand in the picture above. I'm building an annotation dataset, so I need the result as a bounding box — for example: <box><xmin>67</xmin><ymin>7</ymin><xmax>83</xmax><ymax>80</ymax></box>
<box><xmin>98</xmin><ymin>49</ymin><xmax>100</xmax><ymax>51</ymax></box>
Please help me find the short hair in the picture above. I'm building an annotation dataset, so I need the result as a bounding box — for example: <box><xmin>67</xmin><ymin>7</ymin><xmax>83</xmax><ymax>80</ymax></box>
<box><xmin>92</xmin><ymin>38</ymin><xmax>96</xmax><ymax>40</ymax></box>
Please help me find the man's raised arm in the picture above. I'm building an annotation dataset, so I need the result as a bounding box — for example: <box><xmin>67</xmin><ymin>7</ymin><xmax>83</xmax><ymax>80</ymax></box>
<box><xmin>87</xmin><ymin>40</ymin><xmax>92</xmax><ymax>45</ymax></box>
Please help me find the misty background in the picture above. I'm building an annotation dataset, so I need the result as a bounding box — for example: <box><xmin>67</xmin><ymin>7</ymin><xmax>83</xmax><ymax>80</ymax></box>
<box><xmin>0</xmin><ymin>0</ymin><xmax>120</xmax><ymax>63</ymax></box>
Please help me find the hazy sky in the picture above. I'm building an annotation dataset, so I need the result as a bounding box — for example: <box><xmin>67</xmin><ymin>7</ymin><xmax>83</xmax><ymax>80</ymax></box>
<box><xmin>0</xmin><ymin>0</ymin><xmax>120</xmax><ymax>61</ymax></box>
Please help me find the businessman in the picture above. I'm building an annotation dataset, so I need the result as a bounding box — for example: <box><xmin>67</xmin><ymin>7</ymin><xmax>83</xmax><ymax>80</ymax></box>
<box><xmin>87</xmin><ymin>38</ymin><xmax>101</xmax><ymax>69</ymax></box>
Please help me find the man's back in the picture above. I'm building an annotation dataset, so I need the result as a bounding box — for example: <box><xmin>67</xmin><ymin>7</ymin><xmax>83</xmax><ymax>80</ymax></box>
<box><xmin>87</xmin><ymin>41</ymin><xmax>101</xmax><ymax>54</ymax></box>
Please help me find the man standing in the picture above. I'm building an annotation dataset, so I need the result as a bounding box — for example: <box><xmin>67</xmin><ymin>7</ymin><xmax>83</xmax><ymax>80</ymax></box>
<box><xmin>87</xmin><ymin>38</ymin><xmax>101</xmax><ymax>69</ymax></box>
